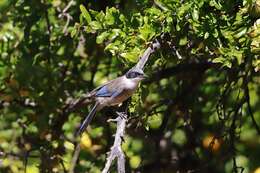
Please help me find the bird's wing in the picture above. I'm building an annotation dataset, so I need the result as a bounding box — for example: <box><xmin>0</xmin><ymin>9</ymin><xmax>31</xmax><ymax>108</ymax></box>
<box><xmin>95</xmin><ymin>77</ymin><xmax>124</xmax><ymax>98</ymax></box>
<box><xmin>87</xmin><ymin>78</ymin><xmax>117</xmax><ymax>97</ymax></box>
<box><xmin>95</xmin><ymin>85</ymin><xmax>114</xmax><ymax>97</ymax></box>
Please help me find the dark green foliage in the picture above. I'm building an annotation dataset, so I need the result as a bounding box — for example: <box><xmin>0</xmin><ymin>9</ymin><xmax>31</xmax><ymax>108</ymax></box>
<box><xmin>0</xmin><ymin>0</ymin><xmax>259</xmax><ymax>172</ymax></box>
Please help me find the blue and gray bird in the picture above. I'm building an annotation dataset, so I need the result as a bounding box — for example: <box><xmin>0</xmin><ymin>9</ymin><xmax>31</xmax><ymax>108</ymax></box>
<box><xmin>77</xmin><ymin>67</ymin><xmax>146</xmax><ymax>136</ymax></box>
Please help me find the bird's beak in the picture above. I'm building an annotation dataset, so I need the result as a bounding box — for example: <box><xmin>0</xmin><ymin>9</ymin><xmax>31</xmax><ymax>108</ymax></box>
<box><xmin>141</xmin><ymin>74</ymin><xmax>148</xmax><ymax>79</ymax></box>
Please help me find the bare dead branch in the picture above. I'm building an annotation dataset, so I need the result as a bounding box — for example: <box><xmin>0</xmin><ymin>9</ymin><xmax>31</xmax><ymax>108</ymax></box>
<box><xmin>63</xmin><ymin>0</ymin><xmax>75</xmax><ymax>13</ymax></box>
<box><xmin>102</xmin><ymin>112</ymin><xmax>127</xmax><ymax>173</ymax></box>
<box><xmin>134</xmin><ymin>39</ymin><xmax>161</xmax><ymax>70</ymax></box>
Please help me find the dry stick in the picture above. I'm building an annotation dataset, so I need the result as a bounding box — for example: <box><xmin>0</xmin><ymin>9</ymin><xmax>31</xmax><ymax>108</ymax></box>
<box><xmin>102</xmin><ymin>112</ymin><xmax>127</xmax><ymax>173</ymax></box>
<box><xmin>63</xmin><ymin>0</ymin><xmax>75</xmax><ymax>13</ymax></box>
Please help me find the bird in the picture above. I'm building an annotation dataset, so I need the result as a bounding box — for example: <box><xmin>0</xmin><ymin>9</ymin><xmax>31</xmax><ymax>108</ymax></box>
<box><xmin>76</xmin><ymin>67</ymin><xmax>146</xmax><ymax>136</ymax></box>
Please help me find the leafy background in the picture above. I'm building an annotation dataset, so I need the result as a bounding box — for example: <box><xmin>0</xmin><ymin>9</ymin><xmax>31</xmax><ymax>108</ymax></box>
<box><xmin>0</xmin><ymin>0</ymin><xmax>259</xmax><ymax>172</ymax></box>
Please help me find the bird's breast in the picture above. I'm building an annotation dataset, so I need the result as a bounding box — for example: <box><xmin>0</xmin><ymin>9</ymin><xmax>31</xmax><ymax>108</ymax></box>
<box><xmin>96</xmin><ymin>88</ymin><xmax>136</xmax><ymax>107</ymax></box>
<box><xmin>96</xmin><ymin>76</ymin><xmax>140</xmax><ymax>107</ymax></box>
<box><xmin>111</xmin><ymin>89</ymin><xmax>135</xmax><ymax>105</ymax></box>
<box><xmin>123</xmin><ymin>77</ymin><xmax>139</xmax><ymax>90</ymax></box>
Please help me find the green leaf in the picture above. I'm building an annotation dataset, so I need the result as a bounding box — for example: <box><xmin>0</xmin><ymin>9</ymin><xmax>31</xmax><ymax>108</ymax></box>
<box><xmin>177</xmin><ymin>3</ymin><xmax>191</xmax><ymax>17</ymax></box>
<box><xmin>147</xmin><ymin>114</ymin><xmax>162</xmax><ymax>129</ymax></box>
<box><xmin>252</xmin><ymin>59</ymin><xmax>260</xmax><ymax>72</ymax></box>
<box><xmin>120</xmin><ymin>51</ymin><xmax>140</xmax><ymax>62</ymax></box>
<box><xmin>145</xmin><ymin>6</ymin><xmax>162</xmax><ymax>16</ymax></box>
<box><xmin>212</xmin><ymin>57</ymin><xmax>225</xmax><ymax>64</ymax></box>
<box><xmin>204</xmin><ymin>32</ymin><xmax>209</xmax><ymax>39</ymax></box>
<box><xmin>70</xmin><ymin>28</ymin><xmax>77</xmax><ymax>38</ymax></box>
<box><xmin>80</xmin><ymin>5</ymin><xmax>91</xmax><ymax>23</ymax></box>
<box><xmin>105</xmin><ymin>12</ymin><xmax>115</xmax><ymax>25</ymax></box>
<box><xmin>209</xmin><ymin>0</ymin><xmax>222</xmax><ymax>10</ymax></box>
<box><xmin>139</xmin><ymin>24</ymin><xmax>156</xmax><ymax>41</ymax></box>
<box><xmin>179</xmin><ymin>37</ymin><xmax>187</xmax><ymax>46</ymax></box>
<box><xmin>192</xmin><ymin>8</ymin><xmax>199</xmax><ymax>21</ymax></box>
<box><xmin>90</xmin><ymin>21</ymin><xmax>102</xmax><ymax>30</ymax></box>
<box><xmin>96</xmin><ymin>31</ymin><xmax>110</xmax><ymax>44</ymax></box>
<box><xmin>172</xmin><ymin>129</ymin><xmax>187</xmax><ymax>146</ymax></box>
<box><xmin>251</xmin><ymin>36</ymin><xmax>260</xmax><ymax>53</ymax></box>
<box><xmin>176</xmin><ymin>22</ymin><xmax>181</xmax><ymax>31</ymax></box>
<box><xmin>0</xmin><ymin>0</ymin><xmax>15</xmax><ymax>12</ymax></box>
<box><xmin>105</xmin><ymin>40</ymin><xmax>124</xmax><ymax>55</ymax></box>
<box><xmin>233</xmin><ymin>27</ymin><xmax>247</xmax><ymax>39</ymax></box>
<box><xmin>223</xmin><ymin>61</ymin><xmax>232</xmax><ymax>68</ymax></box>
<box><xmin>108</xmin><ymin>29</ymin><xmax>122</xmax><ymax>40</ymax></box>
<box><xmin>105</xmin><ymin>7</ymin><xmax>118</xmax><ymax>25</ymax></box>
<box><xmin>130</xmin><ymin>155</ymin><xmax>141</xmax><ymax>169</ymax></box>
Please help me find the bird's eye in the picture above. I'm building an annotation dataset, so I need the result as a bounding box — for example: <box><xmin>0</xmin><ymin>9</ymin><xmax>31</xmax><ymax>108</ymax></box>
<box><xmin>130</xmin><ymin>72</ymin><xmax>137</xmax><ymax>78</ymax></box>
<box><xmin>126</xmin><ymin>72</ymin><xmax>140</xmax><ymax>78</ymax></box>
<box><xmin>126</xmin><ymin>69</ymin><xmax>145</xmax><ymax>79</ymax></box>
<box><xmin>134</xmin><ymin>72</ymin><xmax>140</xmax><ymax>76</ymax></box>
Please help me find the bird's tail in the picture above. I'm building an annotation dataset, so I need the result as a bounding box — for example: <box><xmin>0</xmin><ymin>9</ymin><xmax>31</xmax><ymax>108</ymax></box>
<box><xmin>76</xmin><ymin>102</ymin><xmax>99</xmax><ymax>136</ymax></box>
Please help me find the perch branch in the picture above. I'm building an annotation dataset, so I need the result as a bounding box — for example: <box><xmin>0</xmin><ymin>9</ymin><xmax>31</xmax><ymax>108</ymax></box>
<box><xmin>102</xmin><ymin>112</ymin><xmax>127</xmax><ymax>173</ymax></box>
<box><xmin>135</xmin><ymin>39</ymin><xmax>161</xmax><ymax>70</ymax></box>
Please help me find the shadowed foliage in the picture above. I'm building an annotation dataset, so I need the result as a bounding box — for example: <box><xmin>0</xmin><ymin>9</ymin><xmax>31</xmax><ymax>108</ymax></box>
<box><xmin>0</xmin><ymin>0</ymin><xmax>259</xmax><ymax>172</ymax></box>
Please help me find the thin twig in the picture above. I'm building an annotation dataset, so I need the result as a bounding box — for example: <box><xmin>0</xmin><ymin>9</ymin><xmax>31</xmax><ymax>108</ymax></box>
<box><xmin>23</xmin><ymin>151</ymin><xmax>29</xmax><ymax>173</ymax></box>
<box><xmin>63</xmin><ymin>0</ymin><xmax>75</xmax><ymax>13</ymax></box>
<box><xmin>102</xmin><ymin>112</ymin><xmax>127</xmax><ymax>173</ymax></box>
<box><xmin>69</xmin><ymin>143</ymin><xmax>81</xmax><ymax>173</ymax></box>
<box><xmin>58</xmin><ymin>0</ymin><xmax>75</xmax><ymax>35</ymax></box>
<box><xmin>245</xmin><ymin>83</ymin><xmax>260</xmax><ymax>134</ymax></box>
<box><xmin>60</xmin><ymin>158</ymin><xmax>68</xmax><ymax>173</ymax></box>
<box><xmin>154</xmin><ymin>0</ymin><xmax>169</xmax><ymax>11</ymax></box>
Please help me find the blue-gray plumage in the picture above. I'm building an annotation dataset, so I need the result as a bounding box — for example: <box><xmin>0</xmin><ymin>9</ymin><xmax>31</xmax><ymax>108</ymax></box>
<box><xmin>76</xmin><ymin>68</ymin><xmax>145</xmax><ymax>136</ymax></box>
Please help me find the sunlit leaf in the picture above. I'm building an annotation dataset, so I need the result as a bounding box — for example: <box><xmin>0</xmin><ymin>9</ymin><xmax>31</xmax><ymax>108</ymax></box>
<box><xmin>80</xmin><ymin>5</ymin><xmax>92</xmax><ymax>23</ymax></box>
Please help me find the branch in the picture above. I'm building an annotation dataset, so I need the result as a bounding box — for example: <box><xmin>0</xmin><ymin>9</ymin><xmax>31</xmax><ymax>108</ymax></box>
<box><xmin>134</xmin><ymin>39</ymin><xmax>161</xmax><ymax>70</ymax></box>
<box><xmin>102</xmin><ymin>112</ymin><xmax>127</xmax><ymax>173</ymax></box>
<box><xmin>58</xmin><ymin>0</ymin><xmax>75</xmax><ymax>35</ymax></box>
<box><xmin>63</xmin><ymin>0</ymin><xmax>75</xmax><ymax>13</ymax></box>
<box><xmin>245</xmin><ymin>82</ymin><xmax>260</xmax><ymax>134</ymax></box>
<box><xmin>69</xmin><ymin>143</ymin><xmax>81</xmax><ymax>173</ymax></box>
<box><xmin>144</xmin><ymin>61</ymin><xmax>214</xmax><ymax>84</ymax></box>
<box><xmin>154</xmin><ymin>0</ymin><xmax>169</xmax><ymax>11</ymax></box>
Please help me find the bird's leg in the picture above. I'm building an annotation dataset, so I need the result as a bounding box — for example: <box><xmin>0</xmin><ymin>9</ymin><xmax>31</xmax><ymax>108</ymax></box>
<box><xmin>116</xmin><ymin>112</ymin><xmax>127</xmax><ymax>120</ymax></box>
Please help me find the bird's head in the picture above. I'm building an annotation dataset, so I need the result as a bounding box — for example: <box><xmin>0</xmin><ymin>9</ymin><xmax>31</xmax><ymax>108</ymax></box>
<box><xmin>125</xmin><ymin>68</ymin><xmax>146</xmax><ymax>82</ymax></box>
